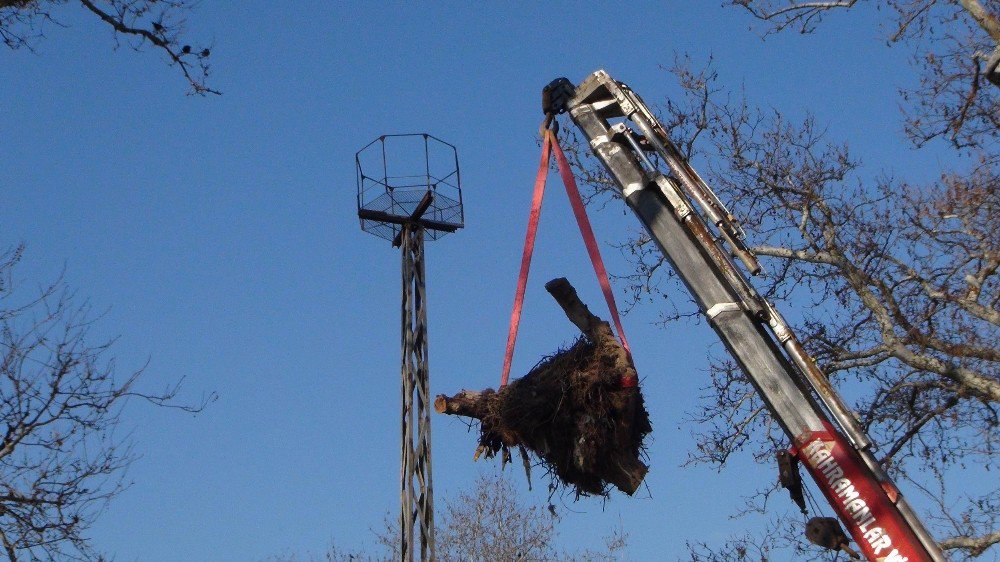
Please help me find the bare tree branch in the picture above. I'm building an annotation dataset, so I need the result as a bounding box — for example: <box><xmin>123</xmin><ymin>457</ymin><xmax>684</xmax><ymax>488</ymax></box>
<box><xmin>0</xmin><ymin>246</ymin><xmax>211</xmax><ymax>559</ymax></box>
<box><xmin>1</xmin><ymin>0</ymin><xmax>219</xmax><ymax>95</ymax></box>
<box><xmin>960</xmin><ymin>0</ymin><xmax>1000</xmax><ymax>42</ymax></box>
<box><xmin>940</xmin><ymin>530</ymin><xmax>1000</xmax><ymax>557</ymax></box>
<box><xmin>731</xmin><ymin>0</ymin><xmax>860</xmax><ymax>34</ymax></box>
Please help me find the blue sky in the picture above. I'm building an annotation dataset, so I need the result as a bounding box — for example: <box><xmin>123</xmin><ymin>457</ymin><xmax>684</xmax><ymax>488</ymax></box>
<box><xmin>3</xmin><ymin>2</ymin><xmax>945</xmax><ymax>560</ymax></box>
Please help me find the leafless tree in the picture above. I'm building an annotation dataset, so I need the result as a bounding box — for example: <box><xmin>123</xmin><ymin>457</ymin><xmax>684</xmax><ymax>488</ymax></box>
<box><xmin>733</xmin><ymin>0</ymin><xmax>999</xmax><ymax>151</ymax></box>
<box><xmin>275</xmin><ymin>474</ymin><xmax>628</xmax><ymax>562</ymax></box>
<box><xmin>0</xmin><ymin>245</ymin><xmax>205</xmax><ymax>561</ymax></box>
<box><xmin>0</xmin><ymin>0</ymin><xmax>218</xmax><ymax>94</ymax></box>
<box><xmin>431</xmin><ymin>475</ymin><xmax>627</xmax><ymax>562</ymax></box>
<box><xmin>562</xmin><ymin>4</ymin><xmax>998</xmax><ymax>560</ymax></box>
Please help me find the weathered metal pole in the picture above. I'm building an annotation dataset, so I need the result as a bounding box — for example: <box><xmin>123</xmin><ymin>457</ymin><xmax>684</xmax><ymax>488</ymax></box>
<box><xmin>356</xmin><ymin>133</ymin><xmax>463</xmax><ymax>562</ymax></box>
<box><xmin>400</xmin><ymin>224</ymin><xmax>435</xmax><ymax>562</ymax></box>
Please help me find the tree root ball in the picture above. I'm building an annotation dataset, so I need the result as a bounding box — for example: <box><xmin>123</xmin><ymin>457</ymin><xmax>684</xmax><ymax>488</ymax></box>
<box><xmin>436</xmin><ymin>334</ymin><xmax>651</xmax><ymax>497</ymax></box>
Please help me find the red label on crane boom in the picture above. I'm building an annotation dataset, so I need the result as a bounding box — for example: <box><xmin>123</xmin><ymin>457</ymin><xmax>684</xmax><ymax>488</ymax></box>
<box><xmin>796</xmin><ymin>427</ymin><xmax>933</xmax><ymax>561</ymax></box>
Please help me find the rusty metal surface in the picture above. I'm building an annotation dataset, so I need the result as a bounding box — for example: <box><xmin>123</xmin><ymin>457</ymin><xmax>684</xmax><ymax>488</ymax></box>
<box><xmin>400</xmin><ymin>227</ymin><xmax>435</xmax><ymax>561</ymax></box>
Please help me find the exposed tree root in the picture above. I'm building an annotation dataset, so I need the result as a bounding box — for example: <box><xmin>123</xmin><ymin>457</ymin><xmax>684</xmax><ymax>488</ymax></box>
<box><xmin>436</xmin><ymin>278</ymin><xmax>651</xmax><ymax>497</ymax></box>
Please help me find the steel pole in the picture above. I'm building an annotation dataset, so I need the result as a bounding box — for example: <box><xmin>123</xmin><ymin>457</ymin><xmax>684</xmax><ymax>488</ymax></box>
<box><xmin>401</xmin><ymin>226</ymin><xmax>435</xmax><ymax>561</ymax></box>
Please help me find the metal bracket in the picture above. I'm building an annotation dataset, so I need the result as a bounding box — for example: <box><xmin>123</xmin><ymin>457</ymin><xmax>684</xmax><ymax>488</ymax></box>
<box><xmin>777</xmin><ymin>449</ymin><xmax>807</xmax><ymax>514</ymax></box>
<box><xmin>986</xmin><ymin>47</ymin><xmax>1000</xmax><ymax>87</ymax></box>
<box><xmin>542</xmin><ymin>77</ymin><xmax>576</xmax><ymax>115</ymax></box>
<box><xmin>706</xmin><ymin>302</ymin><xmax>741</xmax><ymax>319</ymax></box>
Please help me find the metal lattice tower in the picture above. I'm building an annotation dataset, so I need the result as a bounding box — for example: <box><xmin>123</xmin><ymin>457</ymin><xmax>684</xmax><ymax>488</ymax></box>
<box><xmin>356</xmin><ymin>134</ymin><xmax>463</xmax><ymax>562</ymax></box>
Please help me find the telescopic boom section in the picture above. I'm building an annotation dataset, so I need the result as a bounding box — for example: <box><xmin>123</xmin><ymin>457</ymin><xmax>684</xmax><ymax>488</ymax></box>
<box><xmin>553</xmin><ymin>70</ymin><xmax>945</xmax><ymax>562</ymax></box>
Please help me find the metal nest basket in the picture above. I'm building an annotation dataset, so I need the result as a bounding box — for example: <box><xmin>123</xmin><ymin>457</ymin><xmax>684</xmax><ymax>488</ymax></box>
<box><xmin>356</xmin><ymin>133</ymin><xmax>464</xmax><ymax>243</ymax></box>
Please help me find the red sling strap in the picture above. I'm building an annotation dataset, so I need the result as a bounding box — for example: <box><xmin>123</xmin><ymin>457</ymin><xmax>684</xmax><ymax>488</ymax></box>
<box><xmin>499</xmin><ymin>132</ymin><xmax>552</xmax><ymax>388</ymax></box>
<box><xmin>549</xmin><ymin>131</ymin><xmax>633</xmax><ymax>363</ymax></box>
<box><xmin>500</xmin><ymin>129</ymin><xmax>634</xmax><ymax>389</ymax></box>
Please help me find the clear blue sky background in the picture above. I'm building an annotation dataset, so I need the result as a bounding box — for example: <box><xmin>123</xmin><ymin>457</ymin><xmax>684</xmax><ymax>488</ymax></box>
<box><xmin>3</xmin><ymin>2</ymin><xmax>947</xmax><ymax>561</ymax></box>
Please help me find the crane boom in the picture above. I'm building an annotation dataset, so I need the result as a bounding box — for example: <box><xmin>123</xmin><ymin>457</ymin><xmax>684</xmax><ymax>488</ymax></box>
<box><xmin>552</xmin><ymin>70</ymin><xmax>945</xmax><ymax>562</ymax></box>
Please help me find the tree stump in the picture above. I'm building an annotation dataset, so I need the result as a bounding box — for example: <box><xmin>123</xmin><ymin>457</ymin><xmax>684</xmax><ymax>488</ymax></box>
<box><xmin>435</xmin><ymin>278</ymin><xmax>651</xmax><ymax>497</ymax></box>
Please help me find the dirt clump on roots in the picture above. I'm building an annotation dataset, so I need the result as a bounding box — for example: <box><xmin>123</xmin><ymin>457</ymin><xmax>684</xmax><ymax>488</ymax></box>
<box><xmin>437</xmin><ymin>330</ymin><xmax>651</xmax><ymax>497</ymax></box>
<box><xmin>491</xmin><ymin>336</ymin><xmax>650</xmax><ymax>496</ymax></box>
<box><xmin>436</xmin><ymin>278</ymin><xmax>652</xmax><ymax>496</ymax></box>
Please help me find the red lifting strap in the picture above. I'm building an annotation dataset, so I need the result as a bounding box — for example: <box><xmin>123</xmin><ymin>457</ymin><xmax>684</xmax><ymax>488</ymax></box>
<box><xmin>549</xmin><ymin>130</ymin><xmax>633</xmax><ymax>359</ymax></box>
<box><xmin>499</xmin><ymin>132</ymin><xmax>552</xmax><ymax>388</ymax></box>
<box><xmin>500</xmin><ymin>129</ymin><xmax>633</xmax><ymax>389</ymax></box>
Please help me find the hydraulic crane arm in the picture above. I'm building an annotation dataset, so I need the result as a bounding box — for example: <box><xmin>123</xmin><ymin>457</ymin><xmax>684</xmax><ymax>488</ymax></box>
<box><xmin>551</xmin><ymin>70</ymin><xmax>945</xmax><ymax>562</ymax></box>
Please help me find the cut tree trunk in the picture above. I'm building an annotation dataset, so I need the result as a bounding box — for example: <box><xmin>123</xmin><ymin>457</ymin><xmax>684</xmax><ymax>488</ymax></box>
<box><xmin>435</xmin><ymin>277</ymin><xmax>650</xmax><ymax>497</ymax></box>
